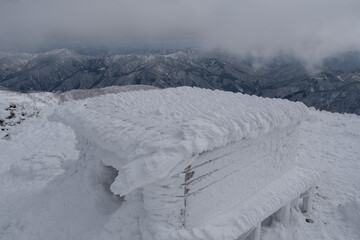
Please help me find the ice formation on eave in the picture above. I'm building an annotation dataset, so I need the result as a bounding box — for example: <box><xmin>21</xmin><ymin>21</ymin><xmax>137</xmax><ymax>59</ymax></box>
<box><xmin>51</xmin><ymin>87</ymin><xmax>309</xmax><ymax>196</ymax></box>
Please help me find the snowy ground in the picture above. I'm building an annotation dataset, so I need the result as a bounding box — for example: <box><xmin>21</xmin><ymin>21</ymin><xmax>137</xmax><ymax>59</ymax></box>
<box><xmin>0</xmin><ymin>88</ymin><xmax>359</xmax><ymax>240</ymax></box>
<box><xmin>262</xmin><ymin>110</ymin><xmax>360</xmax><ymax>240</ymax></box>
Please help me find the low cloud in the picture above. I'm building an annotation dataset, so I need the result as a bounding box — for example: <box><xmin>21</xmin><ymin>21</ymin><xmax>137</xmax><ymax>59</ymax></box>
<box><xmin>1</xmin><ymin>0</ymin><xmax>360</xmax><ymax>63</ymax></box>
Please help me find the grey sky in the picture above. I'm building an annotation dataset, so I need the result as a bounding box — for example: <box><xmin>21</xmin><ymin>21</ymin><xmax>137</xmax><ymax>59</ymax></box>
<box><xmin>1</xmin><ymin>0</ymin><xmax>360</xmax><ymax>62</ymax></box>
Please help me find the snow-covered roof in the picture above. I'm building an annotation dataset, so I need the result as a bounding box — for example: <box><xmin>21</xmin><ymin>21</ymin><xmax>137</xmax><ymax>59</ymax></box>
<box><xmin>51</xmin><ymin>87</ymin><xmax>308</xmax><ymax>196</ymax></box>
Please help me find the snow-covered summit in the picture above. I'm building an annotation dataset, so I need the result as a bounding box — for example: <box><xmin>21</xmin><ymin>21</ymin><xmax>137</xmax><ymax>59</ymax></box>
<box><xmin>0</xmin><ymin>87</ymin><xmax>360</xmax><ymax>240</ymax></box>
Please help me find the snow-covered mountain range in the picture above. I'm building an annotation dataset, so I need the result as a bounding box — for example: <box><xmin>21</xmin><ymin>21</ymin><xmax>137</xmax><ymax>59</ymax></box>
<box><xmin>0</xmin><ymin>86</ymin><xmax>359</xmax><ymax>240</ymax></box>
<box><xmin>1</xmin><ymin>49</ymin><xmax>360</xmax><ymax>114</ymax></box>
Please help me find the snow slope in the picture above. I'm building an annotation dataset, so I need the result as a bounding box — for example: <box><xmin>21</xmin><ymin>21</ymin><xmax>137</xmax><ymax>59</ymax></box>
<box><xmin>0</xmin><ymin>90</ymin><xmax>78</xmax><ymax>239</ymax></box>
<box><xmin>0</xmin><ymin>87</ymin><xmax>359</xmax><ymax>240</ymax></box>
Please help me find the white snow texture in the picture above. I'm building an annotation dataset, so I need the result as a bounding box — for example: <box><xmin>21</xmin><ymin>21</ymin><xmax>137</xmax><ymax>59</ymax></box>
<box><xmin>0</xmin><ymin>86</ymin><xmax>359</xmax><ymax>240</ymax></box>
<box><xmin>51</xmin><ymin>87</ymin><xmax>308</xmax><ymax>196</ymax></box>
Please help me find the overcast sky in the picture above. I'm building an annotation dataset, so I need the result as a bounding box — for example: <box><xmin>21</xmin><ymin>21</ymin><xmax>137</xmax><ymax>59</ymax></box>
<box><xmin>1</xmin><ymin>0</ymin><xmax>360</xmax><ymax>62</ymax></box>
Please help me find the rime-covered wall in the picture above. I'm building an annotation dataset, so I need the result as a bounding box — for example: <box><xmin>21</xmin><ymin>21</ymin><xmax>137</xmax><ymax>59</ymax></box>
<box><xmin>51</xmin><ymin>87</ymin><xmax>308</xmax><ymax>197</ymax></box>
<box><xmin>51</xmin><ymin>86</ymin><xmax>313</xmax><ymax>240</ymax></box>
<box><xmin>183</xmin><ymin>126</ymin><xmax>298</xmax><ymax>227</ymax></box>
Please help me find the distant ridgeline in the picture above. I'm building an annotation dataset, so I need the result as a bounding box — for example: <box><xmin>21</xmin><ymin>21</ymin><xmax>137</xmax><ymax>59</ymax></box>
<box><xmin>1</xmin><ymin>49</ymin><xmax>360</xmax><ymax>114</ymax></box>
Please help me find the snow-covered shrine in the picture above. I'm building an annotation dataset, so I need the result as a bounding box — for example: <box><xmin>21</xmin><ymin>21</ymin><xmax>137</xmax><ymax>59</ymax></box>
<box><xmin>53</xmin><ymin>87</ymin><xmax>318</xmax><ymax>240</ymax></box>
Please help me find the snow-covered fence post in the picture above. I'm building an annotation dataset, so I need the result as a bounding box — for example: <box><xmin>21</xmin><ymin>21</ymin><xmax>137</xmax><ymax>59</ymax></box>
<box><xmin>302</xmin><ymin>187</ymin><xmax>315</xmax><ymax>213</ymax></box>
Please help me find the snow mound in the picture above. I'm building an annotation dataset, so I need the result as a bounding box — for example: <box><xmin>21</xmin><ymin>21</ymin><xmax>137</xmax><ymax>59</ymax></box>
<box><xmin>51</xmin><ymin>87</ymin><xmax>309</xmax><ymax>196</ymax></box>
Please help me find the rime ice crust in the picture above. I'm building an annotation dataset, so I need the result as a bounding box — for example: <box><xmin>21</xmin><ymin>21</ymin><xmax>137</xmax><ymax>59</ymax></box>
<box><xmin>51</xmin><ymin>87</ymin><xmax>309</xmax><ymax>197</ymax></box>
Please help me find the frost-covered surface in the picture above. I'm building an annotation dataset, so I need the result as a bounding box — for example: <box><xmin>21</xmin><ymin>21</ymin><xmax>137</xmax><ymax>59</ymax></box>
<box><xmin>0</xmin><ymin>87</ymin><xmax>359</xmax><ymax>240</ymax></box>
<box><xmin>51</xmin><ymin>87</ymin><xmax>308</xmax><ymax>196</ymax></box>
<box><xmin>134</xmin><ymin>167</ymin><xmax>317</xmax><ymax>240</ymax></box>
<box><xmin>184</xmin><ymin>127</ymin><xmax>299</xmax><ymax>228</ymax></box>
<box><xmin>50</xmin><ymin>87</ymin><xmax>315</xmax><ymax>239</ymax></box>
<box><xmin>128</xmin><ymin>125</ymin><xmax>309</xmax><ymax>239</ymax></box>
<box><xmin>0</xmin><ymin>90</ymin><xmax>59</xmax><ymax>140</ymax></box>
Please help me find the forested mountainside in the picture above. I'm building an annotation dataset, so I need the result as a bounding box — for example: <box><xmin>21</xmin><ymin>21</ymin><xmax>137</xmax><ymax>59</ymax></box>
<box><xmin>1</xmin><ymin>49</ymin><xmax>359</xmax><ymax>114</ymax></box>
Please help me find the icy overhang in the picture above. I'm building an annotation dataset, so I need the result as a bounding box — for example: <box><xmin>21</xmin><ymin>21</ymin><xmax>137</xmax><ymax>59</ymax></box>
<box><xmin>51</xmin><ymin>87</ymin><xmax>309</xmax><ymax>196</ymax></box>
